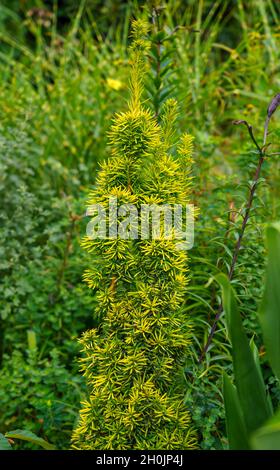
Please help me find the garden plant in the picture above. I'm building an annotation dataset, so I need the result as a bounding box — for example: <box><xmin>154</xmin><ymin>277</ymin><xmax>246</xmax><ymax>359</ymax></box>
<box><xmin>0</xmin><ymin>0</ymin><xmax>280</xmax><ymax>454</ymax></box>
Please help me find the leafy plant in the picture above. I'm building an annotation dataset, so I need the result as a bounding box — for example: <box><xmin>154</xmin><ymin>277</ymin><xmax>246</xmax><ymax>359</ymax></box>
<box><xmin>0</xmin><ymin>346</ymin><xmax>83</xmax><ymax>449</ymax></box>
<box><xmin>71</xmin><ymin>19</ymin><xmax>197</xmax><ymax>450</ymax></box>
<box><xmin>1</xmin><ymin>0</ymin><xmax>280</xmax><ymax>451</ymax></box>
<box><xmin>0</xmin><ymin>126</ymin><xmax>96</xmax><ymax>361</ymax></box>
<box><xmin>0</xmin><ymin>429</ymin><xmax>55</xmax><ymax>451</ymax></box>
<box><xmin>0</xmin><ymin>6</ymin><xmax>129</xmax><ymax>193</ymax></box>
<box><xmin>219</xmin><ymin>222</ymin><xmax>280</xmax><ymax>449</ymax></box>
<box><xmin>200</xmin><ymin>92</ymin><xmax>280</xmax><ymax>360</ymax></box>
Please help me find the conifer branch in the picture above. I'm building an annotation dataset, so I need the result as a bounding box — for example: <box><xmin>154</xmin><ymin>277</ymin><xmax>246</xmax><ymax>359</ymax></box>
<box><xmin>72</xmin><ymin>20</ymin><xmax>197</xmax><ymax>450</ymax></box>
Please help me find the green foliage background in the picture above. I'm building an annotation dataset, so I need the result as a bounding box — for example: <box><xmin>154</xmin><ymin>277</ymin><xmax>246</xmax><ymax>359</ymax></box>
<box><xmin>0</xmin><ymin>0</ymin><xmax>280</xmax><ymax>449</ymax></box>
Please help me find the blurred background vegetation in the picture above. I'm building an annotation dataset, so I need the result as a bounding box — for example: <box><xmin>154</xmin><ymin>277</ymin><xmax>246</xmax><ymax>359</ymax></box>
<box><xmin>0</xmin><ymin>0</ymin><xmax>280</xmax><ymax>449</ymax></box>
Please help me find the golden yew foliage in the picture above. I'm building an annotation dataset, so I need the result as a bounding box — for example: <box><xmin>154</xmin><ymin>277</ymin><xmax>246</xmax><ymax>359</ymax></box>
<box><xmin>72</xmin><ymin>20</ymin><xmax>197</xmax><ymax>450</ymax></box>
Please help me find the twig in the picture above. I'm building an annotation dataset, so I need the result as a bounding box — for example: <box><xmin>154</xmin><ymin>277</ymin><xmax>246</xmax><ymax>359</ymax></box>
<box><xmin>263</xmin><ymin>116</ymin><xmax>269</xmax><ymax>148</ymax></box>
<box><xmin>232</xmin><ymin>120</ymin><xmax>262</xmax><ymax>152</ymax></box>
<box><xmin>51</xmin><ymin>202</ymin><xmax>81</xmax><ymax>303</ymax></box>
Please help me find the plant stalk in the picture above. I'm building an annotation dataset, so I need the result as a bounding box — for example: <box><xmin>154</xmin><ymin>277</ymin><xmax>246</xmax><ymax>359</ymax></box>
<box><xmin>199</xmin><ymin>123</ymin><xmax>266</xmax><ymax>362</ymax></box>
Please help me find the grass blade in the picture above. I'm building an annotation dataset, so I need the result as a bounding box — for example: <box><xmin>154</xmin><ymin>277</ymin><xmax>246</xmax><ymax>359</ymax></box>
<box><xmin>223</xmin><ymin>373</ymin><xmax>250</xmax><ymax>449</ymax></box>
<box><xmin>259</xmin><ymin>223</ymin><xmax>280</xmax><ymax>381</ymax></box>
<box><xmin>217</xmin><ymin>273</ymin><xmax>271</xmax><ymax>434</ymax></box>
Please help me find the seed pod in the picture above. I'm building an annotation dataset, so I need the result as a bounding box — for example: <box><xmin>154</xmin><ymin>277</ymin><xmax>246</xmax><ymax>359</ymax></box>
<box><xmin>267</xmin><ymin>93</ymin><xmax>280</xmax><ymax>118</ymax></box>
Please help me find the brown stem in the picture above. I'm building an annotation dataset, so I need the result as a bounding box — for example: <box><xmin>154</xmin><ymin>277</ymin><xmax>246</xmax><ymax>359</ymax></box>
<box><xmin>199</xmin><ymin>124</ymin><xmax>265</xmax><ymax>362</ymax></box>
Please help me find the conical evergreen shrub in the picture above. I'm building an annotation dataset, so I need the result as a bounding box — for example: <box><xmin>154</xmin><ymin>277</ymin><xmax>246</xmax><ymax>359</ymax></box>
<box><xmin>72</xmin><ymin>20</ymin><xmax>197</xmax><ymax>450</ymax></box>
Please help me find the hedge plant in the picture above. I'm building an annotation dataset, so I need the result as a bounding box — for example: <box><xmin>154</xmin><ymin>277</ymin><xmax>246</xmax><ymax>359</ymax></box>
<box><xmin>72</xmin><ymin>20</ymin><xmax>197</xmax><ymax>450</ymax></box>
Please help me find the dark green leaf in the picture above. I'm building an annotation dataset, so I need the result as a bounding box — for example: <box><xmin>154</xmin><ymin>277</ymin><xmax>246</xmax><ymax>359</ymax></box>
<box><xmin>259</xmin><ymin>223</ymin><xmax>280</xmax><ymax>381</ymax></box>
<box><xmin>223</xmin><ymin>373</ymin><xmax>250</xmax><ymax>450</ymax></box>
<box><xmin>5</xmin><ymin>430</ymin><xmax>55</xmax><ymax>450</ymax></box>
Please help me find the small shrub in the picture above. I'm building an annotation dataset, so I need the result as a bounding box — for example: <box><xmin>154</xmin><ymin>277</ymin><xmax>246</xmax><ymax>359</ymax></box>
<box><xmin>72</xmin><ymin>20</ymin><xmax>197</xmax><ymax>450</ymax></box>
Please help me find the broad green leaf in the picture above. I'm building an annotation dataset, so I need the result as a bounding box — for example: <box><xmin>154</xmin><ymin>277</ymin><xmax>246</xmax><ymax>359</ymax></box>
<box><xmin>251</xmin><ymin>408</ymin><xmax>280</xmax><ymax>450</ymax></box>
<box><xmin>250</xmin><ymin>338</ymin><xmax>273</xmax><ymax>414</ymax></box>
<box><xmin>259</xmin><ymin>223</ymin><xmax>280</xmax><ymax>381</ymax></box>
<box><xmin>0</xmin><ymin>433</ymin><xmax>12</xmax><ymax>450</ymax></box>
<box><xmin>5</xmin><ymin>430</ymin><xmax>55</xmax><ymax>450</ymax></box>
<box><xmin>223</xmin><ymin>373</ymin><xmax>250</xmax><ymax>450</ymax></box>
<box><xmin>216</xmin><ymin>274</ymin><xmax>271</xmax><ymax>434</ymax></box>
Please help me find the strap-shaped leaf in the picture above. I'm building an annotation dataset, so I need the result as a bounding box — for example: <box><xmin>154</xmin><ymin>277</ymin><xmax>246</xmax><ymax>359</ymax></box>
<box><xmin>250</xmin><ymin>337</ymin><xmax>273</xmax><ymax>414</ymax></box>
<box><xmin>259</xmin><ymin>223</ymin><xmax>280</xmax><ymax>381</ymax></box>
<box><xmin>5</xmin><ymin>430</ymin><xmax>55</xmax><ymax>450</ymax></box>
<box><xmin>0</xmin><ymin>433</ymin><xmax>12</xmax><ymax>450</ymax></box>
<box><xmin>217</xmin><ymin>273</ymin><xmax>271</xmax><ymax>434</ymax></box>
<box><xmin>223</xmin><ymin>373</ymin><xmax>250</xmax><ymax>449</ymax></box>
